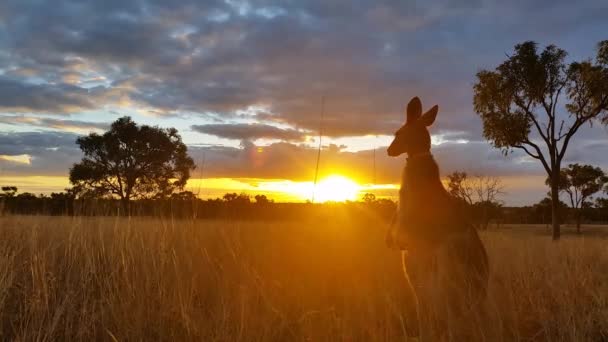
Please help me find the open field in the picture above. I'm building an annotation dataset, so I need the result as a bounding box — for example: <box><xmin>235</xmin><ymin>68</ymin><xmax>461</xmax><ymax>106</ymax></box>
<box><xmin>0</xmin><ymin>216</ymin><xmax>607</xmax><ymax>341</ymax></box>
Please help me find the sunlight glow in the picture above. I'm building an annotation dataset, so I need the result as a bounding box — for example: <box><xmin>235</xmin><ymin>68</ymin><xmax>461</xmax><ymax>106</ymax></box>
<box><xmin>252</xmin><ymin>175</ymin><xmax>363</xmax><ymax>202</ymax></box>
<box><xmin>188</xmin><ymin>175</ymin><xmax>371</xmax><ymax>202</ymax></box>
<box><xmin>240</xmin><ymin>175</ymin><xmax>366</xmax><ymax>202</ymax></box>
<box><xmin>313</xmin><ymin>175</ymin><xmax>360</xmax><ymax>202</ymax></box>
<box><xmin>0</xmin><ymin>175</ymin><xmax>399</xmax><ymax>203</ymax></box>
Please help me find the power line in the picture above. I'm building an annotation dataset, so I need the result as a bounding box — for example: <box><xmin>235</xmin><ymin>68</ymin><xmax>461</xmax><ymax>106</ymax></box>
<box><xmin>312</xmin><ymin>96</ymin><xmax>325</xmax><ymax>203</ymax></box>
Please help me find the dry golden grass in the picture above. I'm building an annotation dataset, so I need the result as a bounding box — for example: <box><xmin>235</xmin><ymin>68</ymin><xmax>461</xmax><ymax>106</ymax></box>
<box><xmin>0</xmin><ymin>215</ymin><xmax>606</xmax><ymax>341</ymax></box>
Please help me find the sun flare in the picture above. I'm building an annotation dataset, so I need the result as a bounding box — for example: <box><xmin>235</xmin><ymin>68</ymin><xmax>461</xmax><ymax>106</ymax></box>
<box><xmin>313</xmin><ymin>175</ymin><xmax>360</xmax><ymax>202</ymax></box>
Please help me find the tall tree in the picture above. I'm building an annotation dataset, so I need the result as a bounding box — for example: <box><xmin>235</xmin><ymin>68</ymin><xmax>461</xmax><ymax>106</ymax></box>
<box><xmin>547</xmin><ymin>164</ymin><xmax>607</xmax><ymax>233</ymax></box>
<box><xmin>69</xmin><ymin>117</ymin><xmax>195</xmax><ymax>214</ymax></box>
<box><xmin>473</xmin><ymin>41</ymin><xmax>608</xmax><ymax>240</ymax></box>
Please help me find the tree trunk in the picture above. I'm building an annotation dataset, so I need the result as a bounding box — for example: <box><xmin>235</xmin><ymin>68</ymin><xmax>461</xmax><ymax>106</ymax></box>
<box><xmin>550</xmin><ymin>177</ymin><xmax>561</xmax><ymax>240</ymax></box>
<box><xmin>121</xmin><ymin>198</ymin><xmax>131</xmax><ymax>217</ymax></box>
<box><xmin>482</xmin><ymin>206</ymin><xmax>488</xmax><ymax>230</ymax></box>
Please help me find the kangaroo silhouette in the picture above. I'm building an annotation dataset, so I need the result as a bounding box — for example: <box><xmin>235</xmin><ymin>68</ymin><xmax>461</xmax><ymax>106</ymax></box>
<box><xmin>386</xmin><ymin>97</ymin><xmax>489</xmax><ymax>339</ymax></box>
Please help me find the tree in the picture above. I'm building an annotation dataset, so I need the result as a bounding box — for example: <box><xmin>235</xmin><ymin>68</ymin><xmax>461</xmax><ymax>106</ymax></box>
<box><xmin>473</xmin><ymin>41</ymin><xmax>608</xmax><ymax>240</ymax></box>
<box><xmin>362</xmin><ymin>193</ymin><xmax>377</xmax><ymax>204</ymax></box>
<box><xmin>223</xmin><ymin>193</ymin><xmax>239</xmax><ymax>202</ymax></box>
<box><xmin>596</xmin><ymin>197</ymin><xmax>608</xmax><ymax>209</ymax></box>
<box><xmin>69</xmin><ymin>117</ymin><xmax>195</xmax><ymax>214</ymax></box>
<box><xmin>223</xmin><ymin>193</ymin><xmax>251</xmax><ymax>205</ymax></box>
<box><xmin>548</xmin><ymin>164</ymin><xmax>607</xmax><ymax>233</ymax></box>
<box><xmin>170</xmin><ymin>191</ymin><xmax>198</xmax><ymax>201</ymax></box>
<box><xmin>254</xmin><ymin>194</ymin><xmax>271</xmax><ymax>204</ymax></box>
<box><xmin>0</xmin><ymin>186</ymin><xmax>17</xmax><ymax>198</ymax></box>
<box><xmin>533</xmin><ymin>197</ymin><xmax>569</xmax><ymax>226</ymax></box>
<box><xmin>446</xmin><ymin>172</ymin><xmax>504</xmax><ymax>229</ymax></box>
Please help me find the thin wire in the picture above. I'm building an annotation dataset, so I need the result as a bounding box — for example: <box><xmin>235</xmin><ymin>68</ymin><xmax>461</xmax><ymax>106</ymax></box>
<box><xmin>373</xmin><ymin>136</ymin><xmax>377</xmax><ymax>186</ymax></box>
<box><xmin>312</xmin><ymin>96</ymin><xmax>325</xmax><ymax>203</ymax></box>
<box><xmin>195</xmin><ymin>151</ymin><xmax>206</xmax><ymax>198</ymax></box>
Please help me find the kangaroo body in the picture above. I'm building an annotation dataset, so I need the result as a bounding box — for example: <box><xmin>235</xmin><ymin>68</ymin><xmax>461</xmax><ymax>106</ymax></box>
<box><xmin>386</xmin><ymin>97</ymin><xmax>489</xmax><ymax>339</ymax></box>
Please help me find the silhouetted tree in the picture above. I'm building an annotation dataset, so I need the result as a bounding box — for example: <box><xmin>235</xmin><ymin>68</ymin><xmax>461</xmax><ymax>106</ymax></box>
<box><xmin>254</xmin><ymin>194</ymin><xmax>271</xmax><ymax>204</ymax></box>
<box><xmin>446</xmin><ymin>172</ymin><xmax>504</xmax><ymax>229</ymax></box>
<box><xmin>223</xmin><ymin>193</ymin><xmax>251</xmax><ymax>205</ymax></box>
<box><xmin>69</xmin><ymin>117</ymin><xmax>195</xmax><ymax>215</ymax></box>
<box><xmin>362</xmin><ymin>193</ymin><xmax>377</xmax><ymax>204</ymax></box>
<box><xmin>1</xmin><ymin>186</ymin><xmax>17</xmax><ymax>198</ymax></box>
<box><xmin>596</xmin><ymin>197</ymin><xmax>608</xmax><ymax>222</ymax></box>
<box><xmin>170</xmin><ymin>191</ymin><xmax>197</xmax><ymax>201</ymax></box>
<box><xmin>49</xmin><ymin>191</ymin><xmax>76</xmax><ymax>215</ymax></box>
<box><xmin>547</xmin><ymin>164</ymin><xmax>607</xmax><ymax>233</ymax></box>
<box><xmin>223</xmin><ymin>193</ymin><xmax>239</xmax><ymax>202</ymax></box>
<box><xmin>533</xmin><ymin>197</ymin><xmax>569</xmax><ymax>226</ymax></box>
<box><xmin>474</xmin><ymin>41</ymin><xmax>608</xmax><ymax>239</ymax></box>
<box><xmin>596</xmin><ymin>198</ymin><xmax>608</xmax><ymax>208</ymax></box>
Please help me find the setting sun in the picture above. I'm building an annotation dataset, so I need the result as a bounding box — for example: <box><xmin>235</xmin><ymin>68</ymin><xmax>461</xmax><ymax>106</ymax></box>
<box><xmin>312</xmin><ymin>175</ymin><xmax>360</xmax><ymax>202</ymax></box>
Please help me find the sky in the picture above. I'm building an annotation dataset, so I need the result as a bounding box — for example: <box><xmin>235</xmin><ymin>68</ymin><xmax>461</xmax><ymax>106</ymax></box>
<box><xmin>0</xmin><ymin>0</ymin><xmax>607</xmax><ymax>205</ymax></box>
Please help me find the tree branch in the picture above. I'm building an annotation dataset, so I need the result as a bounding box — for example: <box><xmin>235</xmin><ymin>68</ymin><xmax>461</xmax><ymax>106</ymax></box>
<box><xmin>516</xmin><ymin>139</ymin><xmax>551</xmax><ymax>175</ymax></box>
<box><xmin>524</xmin><ymin>104</ymin><xmax>552</xmax><ymax>149</ymax></box>
<box><xmin>514</xmin><ymin>144</ymin><xmax>540</xmax><ymax>159</ymax></box>
<box><xmin>557</xmin><ymin>98</ymin><xmax>608</xmax><ymax>162</ymax></box>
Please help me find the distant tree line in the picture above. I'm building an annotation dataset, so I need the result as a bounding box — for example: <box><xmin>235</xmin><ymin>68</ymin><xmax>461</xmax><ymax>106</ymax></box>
<box><xmin>3</xmin><ymin>186</ymin><xmax>608</xmax><ymax>226</ymax></box>
<box><xmin>0</xmin><ymin>187</ymin><xmax>397</xmax><ymax>222</ymax></box>
<box><xmin>443</xmin><ymin>164</ymin><xmax>608</xmax><ymax>231</ymax></box>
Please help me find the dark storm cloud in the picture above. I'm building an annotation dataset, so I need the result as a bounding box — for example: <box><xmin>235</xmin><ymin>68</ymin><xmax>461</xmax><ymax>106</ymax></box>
<box><xmin>0</xmin><ymin>131</ymin><xmax>82</xmax><ymax>175</ymax></box>
<box><xmin>0</xmin><ymin>77</ymin><xmax>107</xmax><ymax>114</ymax></box>
<box><xmin>0</xmin><ymin>132</ymin><xmax>77</xmax><ymax>155</ymax></box>
<box><xmin>191</xmin><ymin>123</ymin><xmax>308</xmax><ymax>141</ymax></box>
<box><xmin>2</xmin><ymin>0</ymin><xmax>606</xmax><ymax>136</ymax></box>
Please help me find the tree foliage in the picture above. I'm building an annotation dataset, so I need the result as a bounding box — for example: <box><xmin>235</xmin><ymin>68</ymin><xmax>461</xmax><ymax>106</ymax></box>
<box><xmin>473</xmin><ymin>41</ymin><xmax>608</xmax><ymax>239</ymax></box>
<box><xmin>254</xmin><ymin>194</ymin><xmax>272</xmax><ymax>204</ymax></box>
<box><xmin>532</xmin><ymin>197</ymin><xmax>569</xmax><ymax>225</ymax></box>
<box><xmin>1</xmin><ymin>186</ymin><xmax>18</xmax><ymax>198</ymax></box>
<box><xmin>446</xmin><ymin>171</ymin><xmax>504</xmax><ymax>229</ymax></box>
<box><xmin>552</xmin><ymin>164</ymin><xmax>607</xmax><ymax>208</ymax></box>
<box><xmin>546</xmin><ymin>164</ymin><xmax>607</xmax><ymax>232</ymax></box>
<box><xmin>69</xmin><ymin>117</ymin><xmax>195</xmax><ymax>212</ymax></box>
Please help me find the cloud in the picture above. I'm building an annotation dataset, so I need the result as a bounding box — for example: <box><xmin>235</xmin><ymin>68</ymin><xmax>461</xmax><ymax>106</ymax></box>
<box><xmin>0</xmin><ymin>77</ymin><xmax>105</xmax><ymax>114</ymax></box>
<box><xmin>0</xmin><ymin>132</ymin><xmax>82</xmax><ymax>176</ymax></box>
<box><xmin>191</xmin><ymin>123</ymin><xmax>308</xmax><ymax>141</ymax></box>
<box><xmin>0</xmin><ymin>154</ymin><xmax>31</xmax><ymax>165</ymax></box>
<box><xmin>188</xmin><ymin>138</ymin><xmax>552</xmax><ymax>184</ymax></box>
<box><xmin>0</xmin><ymin>115</ymin><xmax>109</xmax><ymax>133</ymax></box>
<box><xmin>1</xmin><ymin>0</ymin><xmax>605</xmax><ymax>136</ymax></box>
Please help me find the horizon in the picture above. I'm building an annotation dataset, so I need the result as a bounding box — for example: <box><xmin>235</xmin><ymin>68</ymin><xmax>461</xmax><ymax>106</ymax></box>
<box><xmin>0</xmin><ymin>173</ymin><xmax>551</xmax><ymax>206</ymax></box>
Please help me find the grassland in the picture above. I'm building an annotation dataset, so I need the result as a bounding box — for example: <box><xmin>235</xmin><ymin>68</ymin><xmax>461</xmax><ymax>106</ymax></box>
<box><xmin>0</xmin><ymin>215</ymin><xmax>606</xmax><ymax>341</ymax></box>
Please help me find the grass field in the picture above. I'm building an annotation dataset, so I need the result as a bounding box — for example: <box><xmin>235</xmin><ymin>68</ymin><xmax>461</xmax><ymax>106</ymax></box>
<box><xmin>0</xmin><ymin>216</ymin><xmax>606</xmax><ymax>341</ymax></box>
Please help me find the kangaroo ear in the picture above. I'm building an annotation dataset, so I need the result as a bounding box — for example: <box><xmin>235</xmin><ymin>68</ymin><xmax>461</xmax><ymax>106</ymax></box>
<box><xmin>419</xmin><ymin>105</ymin><xmax>439</xmax><ymax>126</ymax></box>
<box><xmin>406</xmin><ymin>97</ymin><xmax>422</xmax><ymax>123</ymax></box>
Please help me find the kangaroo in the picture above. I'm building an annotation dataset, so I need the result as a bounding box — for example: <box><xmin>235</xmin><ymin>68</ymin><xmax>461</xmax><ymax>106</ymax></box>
<box><xmin>386</xmin><ymin>97</ymin><xmax>489</xmax><ymax>340</ymax></box>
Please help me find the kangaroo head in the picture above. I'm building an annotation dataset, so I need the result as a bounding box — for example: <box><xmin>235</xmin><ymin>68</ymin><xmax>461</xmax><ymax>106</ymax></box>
<box><xmin>387</xmin><ymin>97</ymin><xmax>438</xmax><ymax>157</ymax></box>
